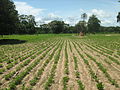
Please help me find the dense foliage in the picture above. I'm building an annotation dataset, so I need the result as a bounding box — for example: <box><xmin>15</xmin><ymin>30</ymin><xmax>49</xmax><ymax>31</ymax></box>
<box><xmin>75</xmin><ymin>21</ymin><xmax>87</xmax><ymax>34</ymax></box>
<box><xmin>17</xmin><ymin>15</ymin><xmax>36</xmax><ymax>34</ymax></box>
<box><xmin>88</xmin><ymin>15</ymin><xmax>101</xmax><ymax>33</ymax></box>
<box><xmin>38</xmin><ymin>21</ymin><xmax>69</xmax><ymax>34</ymax></box>
<box><xmin>0</xmin><ymin>0</ymin><xmax>19</xmax><ymax>35</ymax></box>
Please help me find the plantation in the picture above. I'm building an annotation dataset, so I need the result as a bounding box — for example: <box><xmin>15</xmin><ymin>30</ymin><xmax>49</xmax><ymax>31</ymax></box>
<box><xmin>0</xmin><ymin>34</ymin><xmax>120</xmax><ymax>90</ymax></box>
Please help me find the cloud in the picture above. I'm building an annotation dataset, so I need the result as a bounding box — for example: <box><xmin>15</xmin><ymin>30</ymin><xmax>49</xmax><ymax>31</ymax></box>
<box><xmin>90</xmin><ymin>9</ymin><xmax>110</xmax><ymax>18</ymax></box>
<box><xmin>14</xmin><ymin>1</ymin><xmax>44</xmax><ymax>16</ymax></box>
<box><xmin>101</xmin><ymin>18</ymin><xmax>118</xmax><ymax>26</ymax></box>
<box><xmin>64</xmin><ymin>16</ymin><xmax>80</xmax><ymax>26</ymax></box>
<box><xmin>38</xmin><ymin>9</ymin><xmax>117</xmax><ymax>26</ymax></box>
<box><xmin>63</xmin><ymin>9</ymin><xmax>116</xmax><ymax>26</ymax></box>
<box><xmin>39</xmin><ymin>13</ymin><xmax>63</xmax><ymax>24</ymax></box>
<box><xmin>43</xmin><ymin>13</ymin><xmax>63</xmax><ymax>21</ymax></box>
<box><xmin>101</xmin><ymin>19</ymin><xmax>113</xmax><ymax>25</ymax></box>
<box><xmin>87</xmin><ymin>9</ymin><xmax>117</xmax><ymax>26</ymax></box>
<box><xmin>14</xmin><ymin>1</ymin><xmax>118</xmax><ymax>26</ymax></box>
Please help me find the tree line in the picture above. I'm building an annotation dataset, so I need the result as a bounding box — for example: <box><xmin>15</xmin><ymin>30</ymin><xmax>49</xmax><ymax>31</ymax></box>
<box><xmin>0</xmin><ymin>0</ymin><xmax>120</xmax><ymax>36</ymax></box>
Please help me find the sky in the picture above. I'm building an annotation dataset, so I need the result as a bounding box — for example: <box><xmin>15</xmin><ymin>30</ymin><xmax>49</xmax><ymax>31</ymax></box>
<box><xmin>13</xmin><ymin>0</ymin><xmax>120</xmax><ymax>26</ymax></box>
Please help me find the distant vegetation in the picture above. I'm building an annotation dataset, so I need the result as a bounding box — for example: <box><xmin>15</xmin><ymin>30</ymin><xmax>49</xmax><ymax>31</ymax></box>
<box><xmin>0</xmin><ymin>0</ymin><xmax>120</xmax><ymax>36</ymax></box>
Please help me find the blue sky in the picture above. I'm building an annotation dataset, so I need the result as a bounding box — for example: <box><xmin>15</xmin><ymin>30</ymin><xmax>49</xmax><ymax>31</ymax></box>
<box><xmin>13</xmin><ymin>0</ymin><xmax>120</xmax><ymax>26</ymax></box>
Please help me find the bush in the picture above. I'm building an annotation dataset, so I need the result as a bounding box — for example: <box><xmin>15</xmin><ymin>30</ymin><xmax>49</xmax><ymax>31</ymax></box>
<box><xmin>97</xmin><ymin>82</ymin><xmax>104</xmax><ymax>90</ymax></box>
<box><xmin>0</xmin><ymin>68</ymin><xmax>5</xmax><ymax>74</ymax></box>
<box><xmin>0</xmin><ymin>64</ymin><xmax>3</xmax><ymax>68</ymax></box>
<box><xmin>0</xmin><ymin>59</ymin><xmax>3</xmax><ymax>63</ymax></box>
<box><xmin>76</xmin><ymin>71</ymin><xmax>80</xmax><ymax>78</ymax></box>
<box><xmin>9</xmin><ymin>81</ymin><xmax>16</xmax><ymax>90</ymax></box>
<box><xmin>4</xmin><ymin>71</ymin><xmax>16</xmax><ymax>80</ymax></box>
<box><xmin>14</xmin><ymin>60</ymin><xmax>18</xmax><ymax>65</ymax></box>
<box><xmin>30</xmin><ymin>78</ymin><xmax>37</xmax><ymax>86</ymax></box>
<box><xmin>6</xmin><ymin>59</ymin><xmax>14</xmax><ymax>64</ymax></box>
<box><xmin>6</xmin><ymin>63</ymin><xmax>14</xmax><ymax>70</ymax></box>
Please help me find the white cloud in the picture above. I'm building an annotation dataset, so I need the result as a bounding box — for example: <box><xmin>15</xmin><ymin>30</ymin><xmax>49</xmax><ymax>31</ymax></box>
<box><xmin>14</xmin><ymin>1</ymin><xmax>118</xmax><ymax>26</ymax></box>
<box><xmin>90</xmin><ymin>9</ymin><xmax>110</xmax><ymax>18</ymax></box>
<box><xmin>44</xmin><ymin>13</ymin><xmax>63</xmax><ymax>21</ymax></box>
<box><xmin>87</xmin><ymin>9</ymin><xmax>118</xmax><ymax>26</ymax></box>
<box><xmin>101</xmin><ymin>19</ymin><xmax>113</xmax><ymax>25</ymax></box>
<box><xmin>63</xmin><ymin>9</ymin><xmax>116</xmax><ymax>26</ymax></box>
<box><xmin>101</xmin><ymin>18</ymin><xmax>118</xmax><ymax>26</ymax></box>
<box><xmin>64</xmin><ymin>16</ymin><xmax>80</xmax><ymax>26</ymax></box>
<box><xmin>14</xmin><ymin>1</ymin><xmax>44</xmax><ymax>16</ymax></box>
<box><xmin>39</xmin><ymin>13</ymin><xmax>63</xmax><ymax>24</ymax></box>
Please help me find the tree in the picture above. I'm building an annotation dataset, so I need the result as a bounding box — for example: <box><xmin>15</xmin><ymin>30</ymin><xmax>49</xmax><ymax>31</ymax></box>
<box><xmin>117</xmin><ymin>12</ymin><xmax>120</xmax><ymax>23</ymax></box>
<box><xmin>75</xmin><ymin>21</ymin><xmax>87</xmax><ymax>35</ymax></box>
<box><xmin>88</xmin><ymin>15</ymin><xmax>101</xmax><ymax>34</ymax></box>
<box><xmin>69</xmin><ymin>26</ymin><xmax>76</xmax><ymax>33</ymax></box>
<box><xmin>18</xmin><ymin>15</ymin><xmax>36</xmax><ymax>34</ymax></box>
<box><xmin>77</xmin><ymin>13</ymin><xmax>88</xmax><ymax>36</ymax></box>
<box><xmin>0</xmin><ymin>0</ymin><xmax>19</xmax><ymax>36</ymax></box>
<box><xmin>74</xmin><ymin>13</ymin><xmax>87</xmax><ymax>36</ymax></box>
<box><xmin>62</xmin><ymin>24</ymin><xmax>70</xmax><ymax>33</ymax></box>
<box><xmin>48</xmin><ymin>20</ymin><xmax>65</xmax><ymax>34</ymax></box>
<box><xmin>39</xmin><ymin>24</ymin><xmax>50</xmax><ymax>33</ymax></box>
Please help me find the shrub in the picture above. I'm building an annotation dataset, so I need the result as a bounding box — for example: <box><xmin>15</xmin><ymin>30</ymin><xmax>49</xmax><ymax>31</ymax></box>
<box><xmin>4</xmin><ymin>71</ymin><xmax>16</xmax><ymax>80</ymax></box>
<box><xmin>97</xmin><ymin>82</ymin><xmax>104</xmax><ymax>90</ymax></box>
<box><xmin>6</xmin><ymin>63</ymin><xmax>14</xmax><ymax>70</ymax></box>
<box><xmin>6</xmin><ymin>59</ymin><xmax>13</xmax><ymax>64</ymax></box>
<box><xmin>30</xmin><ymin>78</ymin><xmax>37</xmax><ymax>86</ymax></box>
<box><xmin>0</xmin><ymin>64</ymin><xmax>3</xmax><ymax>68</ymax></box>
<box><xmin>76</xmin><ymin>71</ymin><xmax>80</xmax><ymax>78</ymax></box>
<box><xmin>0</xmin><ymin>68</ymin><xmax>5</xmax><ymax>74</ymax></box>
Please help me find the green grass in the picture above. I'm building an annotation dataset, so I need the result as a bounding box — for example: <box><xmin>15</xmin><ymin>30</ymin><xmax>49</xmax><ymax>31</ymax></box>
<box><xmin>0</xmin><ymin>34</ymin><xmax>74</xmax><ymax>43</ymax></box>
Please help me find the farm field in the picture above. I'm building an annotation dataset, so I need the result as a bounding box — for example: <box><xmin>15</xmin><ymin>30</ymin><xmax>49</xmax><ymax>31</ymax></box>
<box><xmin>0</xmin><ymin>34</ymin><xmax>120</xmax><ymax>90</ymax></box>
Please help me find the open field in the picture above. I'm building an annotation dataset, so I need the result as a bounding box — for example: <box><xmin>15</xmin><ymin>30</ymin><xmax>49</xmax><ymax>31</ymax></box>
<box><xmin>0</xmin><ymin>34</ymin><xmax>120</xmax><ymax>90</ymax></box>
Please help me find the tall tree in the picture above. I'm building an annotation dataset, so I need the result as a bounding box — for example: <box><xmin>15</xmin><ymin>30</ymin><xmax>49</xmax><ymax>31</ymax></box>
<box><xmin>18</xmin><ymin>15</ymin><xmax>36</xmax><ymax>34</ymax></box>
<box><xmin>75</xmin><ymin>13</ymin><xmax>87</xmax><ymax>36</ymax></box>
<box><xmin>88</xmin><ymin>15</ymin><xmax>101</xmax><ymax>33</ymax></box>
<box><xmin>75</xmin><ymin>21</ymin><xmax>87</xmax><ymax>35</ymax></box>
<box><xmin>0</xmin><ymin>0</ymin><xmax>19</xmax><ymax>35</ymax></box>
<box><xmin>40</xmin><ymin>24</ymin><xmax>50</xmax><ymax>33</ymax></box>
<box><xmin>48</xmin><ymin>20</ymin><xmax>65</xmax><ymax>34</ymax></box>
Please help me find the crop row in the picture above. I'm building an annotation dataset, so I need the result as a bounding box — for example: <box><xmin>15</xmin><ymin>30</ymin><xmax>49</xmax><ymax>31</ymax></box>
<box><xmin>1</xmin><ymin>40</ymin><xmax>61</xmax><ymax>89</ymax></box>
<box><xmin>27</xmin><ymin>41</ymin><xmax>63</xmax><ymax>89</ymax></box>
<box><xmin>72</xmin><ymin>41</ymin><xmax>104</xmax><ymax>90</ymax></box>
<box><xmin>0</xmin><ymin>41</ymin><xmax>52</xmax><ymax>74</ymax></box>
<box><xmin>44</xmin><ymin>41</ymin><xmax>63</xmax><ymax>90</ymax></box>
<box><xmin>62</xmin><ymin>41</ymin><xmax>69</xmax><ymax>90</ymax></box>
<box><xmin>83</xmin><ymin>42</ymin><xmax>120</xmax><ymax>65</ymax></box>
